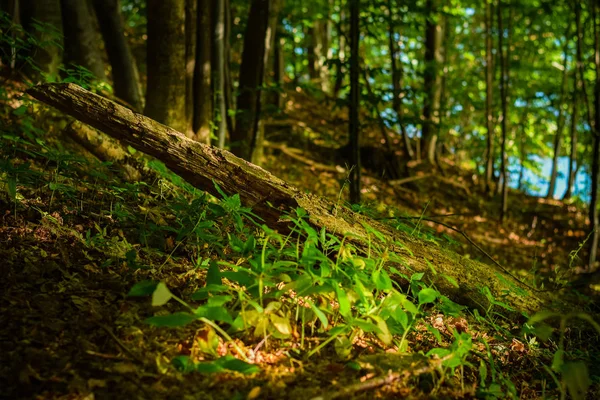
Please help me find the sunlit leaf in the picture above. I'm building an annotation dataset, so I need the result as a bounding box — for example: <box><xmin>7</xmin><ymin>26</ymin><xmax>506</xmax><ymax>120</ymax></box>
<box><xmin>152</xmin><ymin>282</ymin><xmax>173</xmax><ymax>306</ymax></box>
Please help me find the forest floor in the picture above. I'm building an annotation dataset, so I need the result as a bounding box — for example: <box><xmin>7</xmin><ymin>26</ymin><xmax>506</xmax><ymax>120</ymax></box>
<box><xmin>1</xmin><ymin>82</ymin><xmax>599</xmax><ymax>399</ymax></box>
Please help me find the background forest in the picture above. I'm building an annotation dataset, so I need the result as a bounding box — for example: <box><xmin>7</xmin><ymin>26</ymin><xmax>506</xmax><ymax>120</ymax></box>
<box><xmin>1</xmin><ymin>0</ymin><xmax>600</xmax><ymax>399</ymax></box>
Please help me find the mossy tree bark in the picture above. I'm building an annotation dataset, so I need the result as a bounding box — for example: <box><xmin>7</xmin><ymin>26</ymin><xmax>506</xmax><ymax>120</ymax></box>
<box><xmin>145</xmin><ymin>0</ymin><xmax>186</xmax><ymax>133</ymax></box>
<box><xmin>28</xmin><ymin>82</ymin><xmax>564</xmax><ymax>320</ymax></box>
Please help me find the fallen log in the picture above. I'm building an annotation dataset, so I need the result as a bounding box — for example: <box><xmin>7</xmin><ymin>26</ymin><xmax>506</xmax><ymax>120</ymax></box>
<box><xmin>27</xmin><ymin>83</ymin><xmax>557</xmax><ymax>317</ymax></box>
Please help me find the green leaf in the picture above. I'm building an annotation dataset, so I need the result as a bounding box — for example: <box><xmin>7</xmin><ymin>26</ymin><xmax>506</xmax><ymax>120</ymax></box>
<box><xmin>373</xmin><ymin>269</ymin><xmax>393</xmax><ymax>291</ymax></box>
<box><xmin>551</xmin><ymin>349</ymin><xmax>564</xmax><ymax>372</ymax></box>
<box><xmin>172</xmin><ymin>355</ymin><xmax>196</xmax><ymax>373</ymax></box>
<box><xmin>334</xmin><ymin>335</ymin><xmax>353</xmax><ymax>360</ymax></box>
<box><xmin>563</xmin><ymin>361</ymin><xmax>590</xmax><ymax>400</ymax></box>
<box><xmin>145</xmin><ymin>312</ymin><xmax>197</xmax><ymax>327</ymax></box>
<box><xmin>307</xmin><ymin>299</ymin><xmax>328</xmax><ymax>329</ymax></box>
<box><xmin>418</xmin><ymin>288</ymin><xmax>439</xmax><ymax>305</ymax></box>
<box><xmin>393</xmin><ymin>307</ymin><xmax>408</xmax><ymax>330</ymax></box>
<box><xmin>410</xmin><ymin>272</ymin><xmax>425</xmax><ymax>282</ymax></box>
<box><xmin>207</xmin><ymin>261</ymin><xmax>222</xmax><ymax>286</ymax></box>
<box><xmin>218</xmin><ymin>355</ymin><xmax>260</xmax><ymax>374</ymax></box>
<box><xmin>334</xmin><ymin>285</ymin><xmax>351</xmax><ymax>317</ymax></box>
<box><xmin>195</xmin><ymin>361</ymin><xmax>225</xmax><ymax>373</ymax></box>
<box><xmin>370</xmin><ymin>315</ymin><xmax>392</xmax><ymax>345</ymax></box>
<box><xmin>6</xmin><ymin>177</ymin><xmax>16</xmax><ymax>201</ymax></box>
<box><xmin>128</xmin><ymin>280</ymin><xmax>159</xmax><ymax>297</ymax></box>
<box><xmin>528</xmin><ymin>310</ymin><xmax>559</xmax><ymax>325</ymax></box>
<box><xmin>479</xmin><ymin>359</ymin><xmax>488</xmax><ymax>387</ymax></box>
<box><xmin>194</xmin><ymin>306</ymin><xmax>233</xmax><ymax>324</ymax></box>
<box><xmin>152</xmin><ymin>282</ymin><xmax>173</xmax><ymax>306</ymax></box>
<box><xmin>441</xmin><ymin>274</ymin><xmax>459</xmax><ymax>288</ymax></box>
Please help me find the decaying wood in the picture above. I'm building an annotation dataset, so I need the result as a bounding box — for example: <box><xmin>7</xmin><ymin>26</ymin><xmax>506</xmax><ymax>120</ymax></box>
<box><xmin>27</xmin><ymin>83</ymin><xmax>558</xmax><ymax>317</ymax></box>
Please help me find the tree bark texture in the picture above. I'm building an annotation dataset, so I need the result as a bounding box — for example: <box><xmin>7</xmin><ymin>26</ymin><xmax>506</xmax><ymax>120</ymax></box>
<box><xmin>231</xmin><ymin>0</ymin><xmax>270</xmax><ymax>160</ymax></box>
<box><xmin>547</xmin><ymin>31</ymin><xmax>571</xmax><ymax>199</ymax></box>
<box><xmin>588</xmin><ymin>2</ymin><xmax>600</xmax><ymax>271</ymax></box>
<box><xmin>213</xmin><ymin>0</ymin><xmax>227</xmax><ymax>149</ymax></box>
<box><xmin>252</xmin><ymin>0</ymin><xmax>283</xmax><ymax>165</ymax></box>
<box><xmin>386</xmin><ymin>0</ymin><xmax>413</xmax><ymax>160</ymax></box>
<box><xmin>497</xmin><ymin>1</ymin><xmax>510</xmax><ymax>222</ymax></box>
<box><xmin>184</xmin><ymin>0</ymin><xmax>197</xmax><ymax>138</ymax></box>
<box><xmin>421</xmin><ymin>0</ymin><xmax>444</xmax><ymax>164</ymax></box>
<box><xmin>92</xmin><ymin>0</ymin><xmax>143</xmax><ymax>112</ymax></box>
<box><xmin>348</xmin><ymin>0</ymin><xmax>361</xmax><ymax>203</ymax></box>
<box><xmin>192</xmin><ymin>0</ymin><xmax>212</xmax><ymax>143</ymax></box>
<box><xmin>28</xmin><ymin>82</ymin><xmax>560</xmax><ymax>319</ymax></box>
<box><xmin>484</xmin><ymin>0</ymin><xmax>494</xmax><ymax>194</ymax></box>
<box><xmin>59</xmin><ymin>0</ymin><xmax>106</xmax><ymax>80</ymax></box>
<box><xmin>145</xmin><ymin>0</ymin><xmax>187</xmax><ymax>133</ymax></box>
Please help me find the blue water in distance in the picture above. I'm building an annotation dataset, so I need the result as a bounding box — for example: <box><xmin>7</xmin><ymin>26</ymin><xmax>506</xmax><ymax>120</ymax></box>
<box><xmin>509</xmin><ymin>155</ymin><xmax>590</xmax><ymax>202</ymax></box>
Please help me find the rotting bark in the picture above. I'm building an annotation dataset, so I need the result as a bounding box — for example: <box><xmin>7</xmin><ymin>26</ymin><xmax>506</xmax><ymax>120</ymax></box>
<box><xmin>28</xmin><ymin>82</ymin><xmax>562</xmax><ymax>319</ymax></box>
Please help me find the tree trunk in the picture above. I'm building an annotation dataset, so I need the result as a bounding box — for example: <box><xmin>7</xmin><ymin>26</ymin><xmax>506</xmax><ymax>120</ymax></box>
<box><xmin>348</xmin><ymin>0</ymin><xmax>361</xmax><ymax>204</ymax></box>
<box><xmin>19</xmin><ymin>0</ymin><xmax>63</xmax><ymax>79</ymax></box>
<box><xmin>59</xmin><ymin>0</ymin><xmax>106</xmax><ymax>80</ymax></box>
<box><xmin>421</xmin><ymin>0</ymin><xmax>444</xmax><ymax>164</ymax></box>
<box><xmin>386</xmin><ymin>0</ymin><xmax>414</xmax><ymax>160</ymax></box>
<box><xmin>29</xmin><ymin>81</ymin><xmax>566</xmax><ymax>319</ymax></box>
<box><xmin>564</xmin><ymin>89</ymin><xmax>579</xmax><ymax>200</ymax></box>
<box><xmin>145</xmin><ymin>0</ymin><xmax>186</xmax><ymax>133</ymax></box>
<box><xmin>223</xmin><ymin>0</ymin><xmax>235</xmax><ymax>137</ymax></box>
<box><xmin>184</xmin><ymin>0</ymin><xmax>197</xmax><ymax>138</ymax></box>
<box><xmin>231</xmin><ymin>0</ymin><xmax>270</xmax><ymax>161</ymax></box>
<box><xmin>484</xmin><ymin>0</ymin><xmax>494</xmax><ymax>194</ymax></box>
<box><xmin>307</xmin><ymin>19</ymin><xmax>329</xmax><ymax>92</ymax></box>
<box><xmin>192</xmin><ymin>0</ymin><xmax>211</xmax><ymax>143</ymax></box>
<box><xmin>333</xmin><ymin>4</ymin><xmax>345</xmax><ymax>97</ymax></box>
<box><xmin>214</xmin><ymin>0</ymin><xmax>227</xmax><ymax>148</ymax></box>
<box><xmin>497</xmin><ymin>0</ymin><xmax>510</xmax><ymax>222</ymax></box>
<box><xmin>252</xmin><ymin>0</ymin><xmax>283</xmax><ymax>166</ymax></box>
<box><xmin>547</xmin><ymin>31</ymin><xmax>571</xmax><ymax>199</ymax></box>
<box><xmin>91</xmin><ymin>0</ymin><xmax>143</xmax><ymax>112</ymax></box>
<box><xmin>588</xmin><ymin>2</ymin><xmax>600</xmax><ymax>271</ymax></box>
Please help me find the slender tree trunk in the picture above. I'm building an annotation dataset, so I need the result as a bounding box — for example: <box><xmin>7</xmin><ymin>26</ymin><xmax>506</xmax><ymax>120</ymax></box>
<box><xmin>59</xmin><ymin>0</ymin><xmax>105</xmax><ymax>80</ymax></box>
<box><xmin>348</xmin><ymin>0</ymin><xmax>361</xmax><ymax>203</ymax></box>
<box><xmin>184</xmin><ymin>0</ymin><xmax>197</xmax><ymax>138</ymax></box>
<box><xmin>588</xmin><ymin>2</ymin><xmax>600</xmax><ymax>271</ymax></box>
<box><xmin>497</xmin><ymin>0</ymin><xmax>510</xmax><ymax>222</ymax></box>
<box><xmin>270</xmin><ymin>30</ymin><xmax>285</xmax><ymax>109</ymax></box>
<box><xmin>547</xmin><ymin>31</ymin><xmax>571</xmax><ymax>199</ymax></box>
<box><xmin>333</xmin><ymin>4</ymin><xmax>345</xmax><ymax>97</ymax></box>
<box><xmin>484</xmin><ymin>0</ymin><xmax>494</xmax><ymax>193</ymax></box>
<box><xmin>214</xmin><ymin>0</ymin><xmax>227</xmax><ymax>148</ymax></box>
<box><xmin>223</xmin><ymin>0</ymin><xmax>235</xmax><ymax>136</ymax></box>
<box><xmin>92</xmin><ymin>0</ymin><xmax>143</xmax><ymax>111</ymax></box>
<box><xmin>231</xmin><ymin>0</ymin><xmax>270</xmax><ymax>161</ymax></box>
<box><xmin>564</xmin><ymin>91</ymin><xmax>580</xmax><ymax>200</ymax></box>
<box><xmin>421</xmin><ymin>0</ymin><xmax>444</xmax><ymax>164</ymax></box>
<box><xmin>386</xmin><ymin>0</ymin><xmax>413</xmax><ymax>160</ymax></box>
<box><xmin>252</xmin><ymin>0</ymin><xmax>283</xmax><ymax>165</ymax></box>
<box><xmin>145</xmin><ymin>0</ymin><xmax>186</xmax><ymax>133</ymax></box>
<box><xmin>307</xmin><ymin>19</ymin><xmax>329</xmax><ymax>92</ymax></box>
<box><xmin>192</xmin><ymin>0</ymin><xmax>212</xmax><ymax>143</ymax></box>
